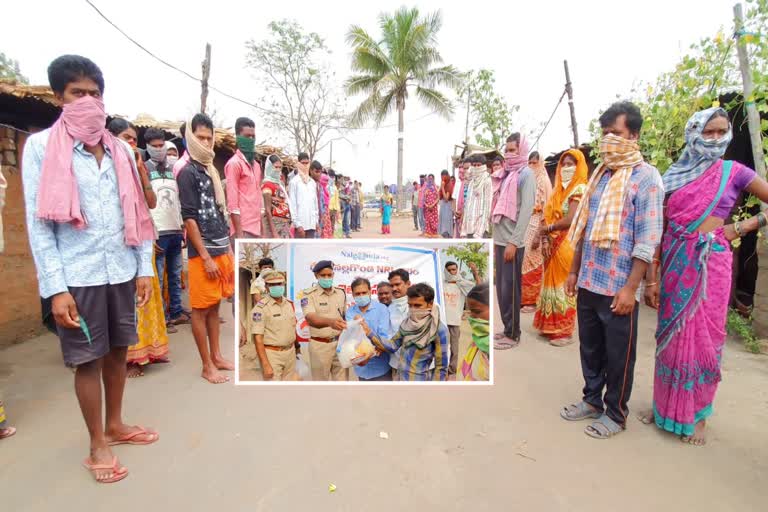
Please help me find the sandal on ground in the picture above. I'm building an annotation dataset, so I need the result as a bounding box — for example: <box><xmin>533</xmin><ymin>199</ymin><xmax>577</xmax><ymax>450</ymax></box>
<box><xmin>521</xmin><ymin>306</ymin><xmax>536</xmax><ymax>314</ymax></box>
<box><xmin>549</xmin><ymin>337</ymin><xmax>575</xmax><ymax>347</ymax></box>
<box><xmin>493</xmin><ymin>333</ymin><xmax>506</xmax><ymax>340</ymax></box>
<box><xmin>170</xmin><ymin>313</ymin><xmax>191</xmax><ymax>325</ymax></box>
<box><xmin>560</xmin><ymin>401</ymin><xmax>602</xmax><ymax>421</ymax></box>
<box><xmin>0</xmin><ymin>426</ymin><xmax>17</xmax><ymax>440</ymax></box>
<box><xmin>493</xmin><ymin>337</ymin><xmax>519</xmax><ymax>350</ymax></box>
<box><xmin>82</xmin><ymin>456</ymin><xmax>128</xmax><ymax>484</ymax></box>
<box><xmin>108</xmin><ymin>426</ymin><xmax>159</xmax><ymax>446</ymax></box>
<box><xmin>584</xmin><ymin>415</ymin><xmax>624</xmax><ymax>439</ymax></box>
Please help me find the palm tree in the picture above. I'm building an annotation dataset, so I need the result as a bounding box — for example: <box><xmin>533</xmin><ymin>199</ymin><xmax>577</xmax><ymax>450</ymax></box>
<box><xmin>345</xmin><ymin>7</ymin><xmax>462</xmax><ymax>209</ymax></box>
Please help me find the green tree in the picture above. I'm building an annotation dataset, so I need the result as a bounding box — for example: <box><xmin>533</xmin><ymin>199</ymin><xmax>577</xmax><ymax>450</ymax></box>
<box><xmin>345</xmin><ymin>7</ymin><xmax>462</xmax><ymax>208</ymax></box>
<box><xmin>0</xmin><ymin>52</ymin><xmax>28</xmax><ymax>83</ymax></box>
<box><xmin>588</xmin><ymin>0</ymin><xmax>768</xmax><ymax>343</ymax></box>
<box><xmin>445</xmin><ymin>243</ymin><xmax>489</xmax><ymax>280</ymax></box>
<box><xmin>458</xmin><ymin>69</ymin><xmax>519</xmax><ymax>150</ymax></box>
<box><xmin>245</xmin><ymin>20</ymin><xmax>346</xmax><ymax>158</ymax></box>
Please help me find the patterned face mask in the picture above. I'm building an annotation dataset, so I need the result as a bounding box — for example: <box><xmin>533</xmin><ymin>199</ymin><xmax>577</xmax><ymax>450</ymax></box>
<box><xmin>468</xmin><ymin>316</ymin><xmax>489</xmax><ymax>352</ymax></box>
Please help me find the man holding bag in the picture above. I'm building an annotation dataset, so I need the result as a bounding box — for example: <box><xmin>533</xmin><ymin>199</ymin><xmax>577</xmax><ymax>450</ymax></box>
<box><xmin>251</xmin><ymin>270</ymin><xmax>299</xmax><ymax>381</ymax></box>
<box><xmin>345</xmin><ymin>277</ymin><xmax>393</xmax><ymax>381</ymax></box>
<box><xmin>301</xmin><ymin>260</ymin><xmax>348</xmax><ymax>381</ymax></box>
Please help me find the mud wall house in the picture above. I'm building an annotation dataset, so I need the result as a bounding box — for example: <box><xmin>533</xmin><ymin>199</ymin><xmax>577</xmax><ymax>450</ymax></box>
<box><xmin>0</xmin><ymin>81</ymin><xmax>61</xmax><ymax>345</ymax></box>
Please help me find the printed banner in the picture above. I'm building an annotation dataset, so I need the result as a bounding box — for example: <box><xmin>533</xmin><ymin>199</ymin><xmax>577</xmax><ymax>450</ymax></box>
<box><xmin>288</xmin><ymin>244</ymin><xmax>445</xmax><ymax>341</ymax></box>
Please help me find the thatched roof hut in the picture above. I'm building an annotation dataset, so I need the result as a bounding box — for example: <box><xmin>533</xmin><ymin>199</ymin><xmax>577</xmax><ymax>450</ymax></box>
<box><xmin>0</xmin><ymin>80</ymin><xmax>61</xmax><ymax>132</ymax></box>
<box><xmin>0</xmin><ymin>80</ymin><xmax>297</xmax><ymax>174</ymax></box>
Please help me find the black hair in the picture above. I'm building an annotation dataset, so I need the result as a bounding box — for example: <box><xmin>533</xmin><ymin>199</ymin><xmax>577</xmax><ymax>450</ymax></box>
<box><xmin>492</xmin><ymin>156</ymin><xmax>503</xmax><ymax>165</ymax></box>
<box><xmin>328</xmin><ymin>169</ymin><xmax>336</xmax><ymax>178</ymax></box>
<box><xmin>528</xmin><ymin>151</ymin><xmax>540</xmax><ymax>161</ymax></box>
<box><xmin>428</xmin><ymin>173</ymin><xmax>435</xmax><ymax>180</ymax></box>
<box><xmin>107</xmin><ymin>118</ymin><xmax>135</xmax><ymax>137</ymax></box>
<box><xmin>708</xmin><ymin>110</ymin><xmax>730</xmax><ymax>122</ymax></box>
<box><xmin>506</xmin><ymin>132</ymin><xmax>521</xmax><ymax>144</ymax></box>
<box><xmin>179</xmin><ymin>122</ymin><xmax>186</xmax><ymax>139</ymax></box>
<box><xmin>377</xmin><ymin>281</ymin><xmax>392</xmax><ymax>290</ymax></box>
<box><xmin>234</xmin><ymin>117</ymin><xmax>255</xmax><ymax>135</ymax></box>
<box><xmin>407</xmin><ymin>283</ymin><xmax>435</xmax><ymax>303</ymax></box>
<box><xmin>440</xmin><ymin>169</ymin><xmax>449</xmax><ymax>176</ymax></box>
<box><xmin>351</xmin><ymin>277</ymin><xmax>372</xmax><ymax>291</ymax></box>
<box><xmin>419</xmin><ymin>174</ymin><xmax>426</xmax><ymax>179</ymax></box>
<box><xmin>388</xmin><ymin>268</ymin><xmax>410</xmax><ymax>283</ymax></box>
<box><xmin>310</xmin><ymin>160</ymin><xmax>323</xmax><ymax>171</ymax></box>
<box><xmin>298</xmin><ymin>152</ymin><xmax>310</xmax><ymax>161</ymax></box>
<box><xmin>268</xmin><ymin>154</ymin><xmax>282</xmax><ymax>164</ymax></box>
<box><xmin>467</xmin><ymin>282</ymin><xmax>489</xmax><ymax>306</ymax></box>
<box><xmin>445</xmin><ymin>261</ymin><xmax>458</xmax><ymax>270</ymax></box>
<box><xmin>599</xmin><ymin>101</ymin><xmax>643</xmax><ymax>135</ymax></box>
<box><xmin>47</xmin><ymin>55</ymin><xmax>105</xmax><ymax>95</ymax></box>
<box><xmin>144</xmin><ymin>127</ymin><xmax>166</xmax><ymax>144</ymax></box>
<box><xmin>473</xmin><ymin>154</ymin><xmax>487</xmax><ymax>165</ymax></box>
<box><xmin>191</xmin><ymin>113</ymin><xmax>214</xmax><ymax>133</ymax></box>
<box><xmin>413</xmin><ymin>181</ymin><xmax>418</xmax><ymax>186</ymax></box>
<box><xmin>258</xmin><ymin>258</ymin><xmax>274</xmax><ymax>268</ymax></box>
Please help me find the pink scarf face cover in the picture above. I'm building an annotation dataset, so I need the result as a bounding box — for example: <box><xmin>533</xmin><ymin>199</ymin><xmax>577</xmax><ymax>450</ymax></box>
<box><xmin>35</xmin><ymin>95</ymin><xmax>155</xmax><ymax>246</ymax></box>
<box><xmin>492</xmin><ymin>136</ymin><xmax>530</xmax><ymax>223</ymax></box>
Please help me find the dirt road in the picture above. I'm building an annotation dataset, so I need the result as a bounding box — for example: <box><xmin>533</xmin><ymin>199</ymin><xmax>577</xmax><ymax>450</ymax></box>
<box><xmin>0</xmin><ymin>302</ymin><xmax>766</xmax><ymax>511</ymax></box>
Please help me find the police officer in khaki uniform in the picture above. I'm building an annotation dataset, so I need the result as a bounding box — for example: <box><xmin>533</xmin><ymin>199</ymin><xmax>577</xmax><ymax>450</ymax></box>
<box><xmin>251</xmin><ymin>269</ymin><xmax>299</xmax><ymax>381</ymax></box>
<box><xmin>301</xmin><ymin>260</ymin><xmax>349</xmax><ymax>381</ymax></box>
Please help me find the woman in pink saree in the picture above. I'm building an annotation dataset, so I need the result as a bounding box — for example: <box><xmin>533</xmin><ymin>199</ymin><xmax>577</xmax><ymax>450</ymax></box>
<box><xmin>641</xmin><ymin>107</ymin><xmax>768</xmax><ymax>445</ymax></box>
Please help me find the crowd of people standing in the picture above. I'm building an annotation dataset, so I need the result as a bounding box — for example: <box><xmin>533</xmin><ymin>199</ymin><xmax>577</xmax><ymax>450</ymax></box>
<box><xmin>492</xmin><ymin>100</ymin><xmax>768</xmax><ymax>447</ymax></box>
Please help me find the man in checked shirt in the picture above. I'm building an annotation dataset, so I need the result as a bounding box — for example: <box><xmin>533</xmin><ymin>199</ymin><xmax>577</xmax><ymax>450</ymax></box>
<box><xmin>560</xmin><ymin>101</ymin><xmax>664</xmax><ymax>440</ymax></box>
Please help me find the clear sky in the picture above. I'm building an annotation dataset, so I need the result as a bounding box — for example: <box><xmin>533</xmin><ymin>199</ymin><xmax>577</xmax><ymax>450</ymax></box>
<box><xmin>3</xmin><ymin>0</ymin><xmax>736</xmax><ymax>190</ymax></box>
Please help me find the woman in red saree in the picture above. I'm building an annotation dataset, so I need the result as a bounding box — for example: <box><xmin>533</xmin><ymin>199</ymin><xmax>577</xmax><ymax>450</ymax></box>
<box><xmin>640</xmin><ymin>107</ymin><xmax>768</xmax><ymax>445</ymax></box>
<box><xmin>423</xmin><ymin>174</ymin><xmax>439</xmax><ymax>237</ymax></box>
<box><xmin>521</xmin><ymin>152</ymin><xmax>553</xmax><ymax>312</ymax></box>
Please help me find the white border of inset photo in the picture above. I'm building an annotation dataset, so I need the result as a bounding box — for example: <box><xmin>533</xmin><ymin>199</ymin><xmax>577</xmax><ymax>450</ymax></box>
<box><xmin>233</xmin><ymin>238</ymin><xmax>494</xmax><ymax>386</ymax></box>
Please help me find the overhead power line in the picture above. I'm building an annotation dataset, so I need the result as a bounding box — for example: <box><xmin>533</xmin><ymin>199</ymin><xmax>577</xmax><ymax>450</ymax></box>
<box><xmin>85</xmin><ymin>0</ymin><xmax>269</xmax><ymax>113</ymax></box>
<box><xmin>85</xmin><ymin>0</ymin><xmax>487</xmax><ymax>135</ymax></box>
<box><xmin>531</xmin><ymin>90</ymin><xmax>567</xmax><ymax>150</ymax></box>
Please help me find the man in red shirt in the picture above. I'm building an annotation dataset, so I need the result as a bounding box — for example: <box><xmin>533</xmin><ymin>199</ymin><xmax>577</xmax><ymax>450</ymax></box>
<box><xmin>225</xmin><ymin>117</ymin><xmax>263</xmax><ymax>242</ymax></box>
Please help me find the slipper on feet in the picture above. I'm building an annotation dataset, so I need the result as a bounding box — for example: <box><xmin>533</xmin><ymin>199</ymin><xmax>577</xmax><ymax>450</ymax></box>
<box><xmin>83</xmin><ymin>456</ymin><xmax>128</xmax><ymax>484</ymax></box>
<box><xmin>584</xmin><ymin>415</ymin><xmax>624</xmax><ymax>439</ymax></box>
<box><xmin>560</xmin><ymin>401</ymin><xmax>602</xmax><ymax>421</ymax></box>
<box><xmin>0</xmin><ymin>426</ymin><xmax>17</xmax><ymax>440</ymax></box>
<box><xmin>108</xmin><ymin>426</ymin><xmax>159</xmax><ymax>446</ymax></box>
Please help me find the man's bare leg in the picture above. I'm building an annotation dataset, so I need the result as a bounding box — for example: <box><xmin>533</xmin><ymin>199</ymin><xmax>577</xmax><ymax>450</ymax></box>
<box><xmin>104</xmin><ymin>347</ymin><xmax>157</xmax><ymax>444</ymax></box>
<box><xmin>75</xmin><ymin>359</ymin><xmax>120</xmax><ymax>481</ymax></box>
<box><xmin>191</xmin><ymin>306</ymin><xmax>228</xmax><ymax>383</ymax></box>
<box><xmin>207</xmin><ymin>301</ymin><xmax>234</xmax><ymax>370</ymax></box>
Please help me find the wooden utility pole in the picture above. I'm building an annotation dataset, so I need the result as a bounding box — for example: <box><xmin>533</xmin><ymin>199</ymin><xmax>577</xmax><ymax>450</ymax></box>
<box><xmin>734</xmin><ymin>2</ymin><xmax>768</xmax><ymax>339</ymax></box>
<box><xmin>329</xmin><ymin>140</ymin><xmax>333</xmax><ymax>169</ymax></box>
<box><xmin>200</xmin><ymin>43</ymin><xmax>211</xmax><ymax>114</ymax></box>
<box><xmin>564</xmin><ymin>60</ymin><xmax>579</xmax><ymax>147</ymax></box>
<box><xmin>734</xmin><ymin>4</ymin><xmax>765</xmax><ymax>182</ymax></box>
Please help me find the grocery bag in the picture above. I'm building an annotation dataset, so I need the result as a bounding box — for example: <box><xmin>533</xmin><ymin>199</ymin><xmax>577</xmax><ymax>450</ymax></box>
<box><xmin>336</xmin><ymin>318</ymin><xmax>376</xmax><ymax>368</ymax></box>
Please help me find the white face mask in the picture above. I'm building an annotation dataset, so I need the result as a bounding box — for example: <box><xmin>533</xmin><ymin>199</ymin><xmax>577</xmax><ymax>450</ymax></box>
<box><xmin>560</xmin><ymin>165</ymin><xmax>576</xmax><ymax>187</ymax></box>
<box><xmin>166</xmin><ymin>156</ymin><xmax>179</xmax><ymax>168</ymax></box>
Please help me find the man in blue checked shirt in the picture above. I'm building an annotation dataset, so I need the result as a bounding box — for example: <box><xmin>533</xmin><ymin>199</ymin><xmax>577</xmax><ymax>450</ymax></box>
<box><xmin>346</xmin><ymin>277</ymin><xmax>393</xmax><ymax>381</ymax></box>
<box><xmin>370</xmin><ymin>283</ymin><xmax>449</xmax><ymax>382</ymax></box>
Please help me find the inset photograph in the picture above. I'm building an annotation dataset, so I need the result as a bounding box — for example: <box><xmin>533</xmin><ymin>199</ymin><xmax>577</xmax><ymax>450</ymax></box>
<box><xmin>235</xmin><ymin>240</ymin><xmax>491</xmax><ymax>384</ymax></box>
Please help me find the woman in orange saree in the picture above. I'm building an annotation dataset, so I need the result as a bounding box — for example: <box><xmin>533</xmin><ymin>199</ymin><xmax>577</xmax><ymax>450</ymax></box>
<box><xmin>533</xmin><ymin>149</ymin><xmax>588</xmax><ymax>346</ymax></box>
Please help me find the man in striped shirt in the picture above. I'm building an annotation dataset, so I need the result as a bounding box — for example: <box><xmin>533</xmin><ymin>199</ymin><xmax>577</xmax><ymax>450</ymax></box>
<box><xmin>371</xmin><ymin>283</ymin><xmax>449</xmax><ymax>381</ymax></box>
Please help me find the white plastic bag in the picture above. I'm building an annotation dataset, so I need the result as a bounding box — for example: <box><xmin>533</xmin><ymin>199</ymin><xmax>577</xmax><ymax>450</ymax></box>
<box><xmin>336</xmin><ymin>318</ymin><xmax>376</xmax><ymax>368</ymax></box>
<box><xmin>295</xmin><ymin>354</ymin><xmax>311</xmax><ymax>381</ymax></box>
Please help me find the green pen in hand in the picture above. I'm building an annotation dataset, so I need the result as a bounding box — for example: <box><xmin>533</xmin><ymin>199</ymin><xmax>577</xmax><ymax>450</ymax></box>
<box><xmin>79</xmin><ymin>316</ymin><xmax>92</xmax><ymax>346</ymax></box>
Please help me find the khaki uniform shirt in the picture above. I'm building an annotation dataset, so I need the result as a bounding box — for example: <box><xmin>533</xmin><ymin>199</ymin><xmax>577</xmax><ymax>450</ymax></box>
<box><xmin>251</xmin><ymin>296</ymin><xmax>297</xmax><ymax>347</ymax></box>
<box><xmin>300</xmin><ymin>285</ymin><xmax>347</xmax><ymax>339</ymax></box>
